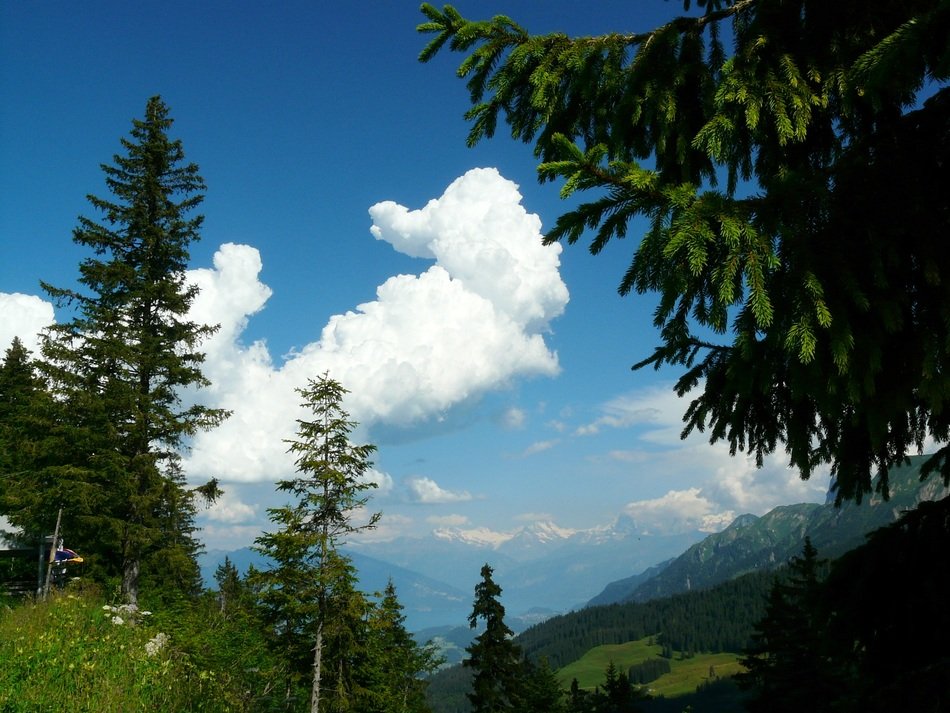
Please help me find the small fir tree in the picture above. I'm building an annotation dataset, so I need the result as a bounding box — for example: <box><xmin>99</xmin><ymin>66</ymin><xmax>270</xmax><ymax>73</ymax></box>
<box><xmin>364</xmin><ymin>580</ymin><xmax>441</xmax><ymax>713</ymax></box>
<box><xmin>252</xmin><ymin>373</ymin><xmax>379</xmax><ymax>713</ymax></box>
<box><xmin>516</xmin><ymin>656</ymin><xmax>567</xmax><ymax>713</ymax></box>
<box><xmin>465</xmin><ymin>564</ymin><xmax>523</xmax><ymax>713</ymax></box>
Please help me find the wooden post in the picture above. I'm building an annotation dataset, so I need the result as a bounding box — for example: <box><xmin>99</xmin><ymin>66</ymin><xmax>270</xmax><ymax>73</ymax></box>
<box><xmin>42</xmin><ymin>508</ymin><xmax>62</xmax><ymax>600</ymax></box>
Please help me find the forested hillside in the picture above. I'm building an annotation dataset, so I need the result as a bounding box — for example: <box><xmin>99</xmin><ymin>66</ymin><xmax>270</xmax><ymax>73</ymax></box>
<box><xmin>595</xmin><ymin>455</ymin><xmax>949</xmax><ymax>605</ymax></box>
<box><xmin>518</xmin><ymin>569</ymin><xmax>772</xmax><ymax>669</ymax></box>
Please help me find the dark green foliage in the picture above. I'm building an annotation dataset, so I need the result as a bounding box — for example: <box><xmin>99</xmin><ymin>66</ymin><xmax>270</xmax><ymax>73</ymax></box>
<box><xmin>517</xmin><ymin>569</ymin><xmax>773</xmax><ymax>669</ymax></box>
<box><xmin>515</xmin><ymin>656</ymin><xmax>567</xmax><ymax>713</ymax></box>
<box><xmin>31</xmin><ymin>96</ymin><xmax>228</xmax><ymax>604</ymax></box>
<box><xmin>363</xmin><ymin>580</ymin><xmax>442</xmax><ymax>713</ymax></box>
<box><xmin>566</xmin><ymin>662</ymin><xmax>648</xmax><ymax>713</ymax></box>
<box><xmin>627</xmin><ymin>657</ymin><xmax>671</xmax><ymax>685</ymax></box>
<box><xmin>419</xmin><ymin>1</ymin><xmax>950</xmax><ymax>503</ymax></box>
<box><xmin>740</xmin><ymin>505</ymin><xmax>950</xmax><ymax>712</ymax></box>
<box><xmin>0</xmin><ymin>338</ymin><xmax>59</xmax><ymax>547</ymax></box>
<box><xmin>465</xmin><ymin>564</ymin><xmax>523</xmax><ymax>712</ymax></box>
<box><xmin>818</xmin><ymin>496</ymin><xmax>950</xmax><ymax>712</ymax></box>
<box><xmin>425</xmin><ymin>663</ymin><xmax>474</xmax><ymax>713</ymax></box>
<box><xmin>639</xmin><ymin>677</ymin><xmax>746</xmax><ymax>713</ymax></box>
<box><xmin>738</xmin><ymin>538</ymin><xmax>837</xmax><ymax>713</ymax></box>
<box><xmin>433</xmin><ymin>567</ymin><xmax>567</xmax><ymax>713</ymax></box>
<box><xmin>153</xmin><ymin>584</ymin><xmax>289</xmax><ymax>712</ymax></box>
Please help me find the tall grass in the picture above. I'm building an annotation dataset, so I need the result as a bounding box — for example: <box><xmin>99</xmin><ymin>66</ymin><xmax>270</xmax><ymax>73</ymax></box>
<box><xmin>0</xmin><ymin>589</ymin><xmax>236</xmax><ymax>712</ymax></box>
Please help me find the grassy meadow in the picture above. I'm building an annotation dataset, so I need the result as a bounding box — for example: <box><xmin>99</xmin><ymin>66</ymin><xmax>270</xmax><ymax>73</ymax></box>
<box><xmin>555</xmin><ymin>636</ymin><xmax>744</xmax><ymax>697</ymax></box>
<box><xmin>0</xmin><ymin>589</ymin><xmax>237</xmax><ymax>712</ymax></box>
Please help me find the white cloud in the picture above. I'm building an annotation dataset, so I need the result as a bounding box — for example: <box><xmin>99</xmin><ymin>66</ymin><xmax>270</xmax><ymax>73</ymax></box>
<box><xmin>197</xmin><ymin>523</ymin><xmax>264</xmax><ymax>551</ymax></box>
<box><xmin>623</xmin><ymin>488</ymin><xmax>735</xmax><ymax>535</ymax></box>
<box><xmin>426</xmin><ymin>514</ymin><xmax>470</xmax><ymax>527</ymax></box>
<box><xmin>522</xmin><ymin>439</ymin><xmax>559</xmax><ymax>457</ymax></box>
<box><xmin>0</xmin><ymin>293</ymin><xmax>54</xmax><ymax>355</ymax></box>
<box><xmin>607</xmin><ymin>450</ymin><xmax>651</xmax><ymax>463</ymax></box>
<box><xmin>356</xmin><ymin>512</ymin><xmax>415</xmax><ymax>542</ymax></box>
<box><xmin>514</xmin><ymin>511</ymin><xmax>554</xmax><ymax>522</ymax></box>
<box><xmin>406</xmin><ymin>476</ymin><xmax>473</xmax><ymax>504</ymax></box>
<box><xmin>0</xmin><ymin>169</ymin><xmax>569</xmax><ymax>492</ymax></box>
<box><xmin>369</xmin><ymin>168</ymin><xmax>568</xmax><ymax>332</ymax></box>
<box><xmin>360</xmin><ymin>468</ymin><xmax>394</xmax><ymax>495</ymax></box>
<box><xmin>500</xmin><ymin>407</ymin><xmax>526</xmax><ymax>430</ymax></box>
<box><xmin>587</xmin><ymin>384</ymin><xmax>829</xmax><ymax>532</ymax></box>
<box><xmin>204</xmin><ymin>491</ymin><xmax>256</xmax><ymax>524</ymax></box>
<box><xmin>183</xmin><ymin>168</ymin><xmax>568</xmax><ymax>482</ymax></box>
<box><xmin>575</xmin><ymin>388</ymin><xmax>668</xmax><ymax>436</ymax></box>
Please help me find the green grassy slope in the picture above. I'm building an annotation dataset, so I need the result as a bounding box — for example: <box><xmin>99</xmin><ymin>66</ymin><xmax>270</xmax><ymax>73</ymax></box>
<box><xmin>555</xmin><ymin>636</ymin><xmax>743</xmax><ymax>696</ymax></box>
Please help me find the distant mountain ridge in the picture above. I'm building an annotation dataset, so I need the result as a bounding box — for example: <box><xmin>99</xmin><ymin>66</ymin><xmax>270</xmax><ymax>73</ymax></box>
<box><xmin>197</xmin><ymin>547</ymin><xmax>471</xmax><ymax>632</ymax></box>
<box><xmin>350</xmin><ymin>514</ymin><xmax>706</xmax><ymax>618</ymax></box>
<box><xmin>591</xmin><ymin>455</ymin><xmax>950</xmax><ymax>605</ymax></box>
<box><xmin>199</xmin><ymin>513</ymin><xmax>709</xmax><ymax>633</ymax></box>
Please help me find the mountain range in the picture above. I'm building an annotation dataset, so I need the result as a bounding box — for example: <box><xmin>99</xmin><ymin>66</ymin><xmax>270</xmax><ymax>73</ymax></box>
<box><xmin>346</xmin><ymin>515</ymin><xmax>705</xmax><ymax>620</ymax></box>
<box><xmin>198</xmin><ymin>515</ymin><xmax>706</xmax><ymax>632</ymax></box>
<box><xmin>589</xmin><ymin>454</ymin><xmax>950</xmax><ymax>605</ymax></box>
<box><xmin>199</xmin><ymin>456</ymin><xmax>949</xmax><ymax>636</ymax></box>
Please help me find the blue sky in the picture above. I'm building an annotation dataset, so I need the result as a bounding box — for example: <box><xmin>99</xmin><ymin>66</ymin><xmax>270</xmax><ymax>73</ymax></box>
<box><xmin>0</xmin><ymin>1</ymin><xmax>828</xmax><ymax>551</ymax></box>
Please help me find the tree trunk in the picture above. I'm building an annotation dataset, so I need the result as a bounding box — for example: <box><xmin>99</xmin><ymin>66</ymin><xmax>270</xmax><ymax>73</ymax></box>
<box><xmin>310</xmin><ymin>620</ymin><xmax>323</xmax><ymax>713</ymax></box>
<box><xmin>122</xmin><ymin>557</ymin><xmax>140</xmax><ymax>607</ymax></box>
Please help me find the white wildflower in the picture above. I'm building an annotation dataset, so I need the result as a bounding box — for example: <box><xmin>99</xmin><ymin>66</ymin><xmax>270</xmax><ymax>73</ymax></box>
<box><xmin>145</xmin><ymin>632</ymin><xmax>169</xmax><ymax>657</ymax></box>
<box><xmin>111</xmin><ymin>615</ymin><xmax>124</xmax><ymax>625</ymax></box>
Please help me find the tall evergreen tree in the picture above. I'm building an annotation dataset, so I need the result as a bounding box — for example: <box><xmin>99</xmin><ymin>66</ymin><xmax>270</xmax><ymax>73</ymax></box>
<box><xmin>738</xmin><ymin>538</ymin><xmax>835</xmax><ymax>713</ymax></box>
<box><xmin>253</xmin><ymin>373</ymin><xmax>379</xmax><ymax>713</ymax></box>
<box><xmin>0</xmin><ymin>338</ymin><xmax>64</xmax><ymax>551</ymax></box>
<box><xmin>37</xmin><ymin>96</ymin><xmax>227</xmax><ymax>605</ymax></box>
<box><xmin>465</xmin><ymin>564</ymin><xmax>523</xmax><ymax>713</ymax></box>
<box><xmin>418</xmin><ymin>2</ymin><xmax>950</xmax><ymax>502</ymax></box>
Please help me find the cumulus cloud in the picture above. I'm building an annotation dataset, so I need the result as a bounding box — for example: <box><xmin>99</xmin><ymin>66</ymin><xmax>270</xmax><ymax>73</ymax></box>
<box><xmin>360</xmin><ymin>468</ymin><xmax>394</xmax><ymax>495</ymax></box>
<box><xmin>0</xmin><ymin>293</ymin><xmax>54</xmax><ymax>354</ymax></box>
<box><xmin>0</xmin><ymin>169</ymin><xmax>568</xmax><ymax>492</ymax></box>
<box><xmin>204</xmin><ymin>491</ymin><xmax>257</xmax><ymax>524</ymax></box>
<box><xmin>406</xmin><ymin>476</ymin><xmax>473</xmax><ymax>504</ymax></box>
<box><xmin>183</xmin><ymin>168</ymin><xmax>568</xmax><ymax>482</ymax></box>
<box><xmin>624</xmin><ymin>488</ymin><xmax>735</xmax><ymax>535</ymax></box>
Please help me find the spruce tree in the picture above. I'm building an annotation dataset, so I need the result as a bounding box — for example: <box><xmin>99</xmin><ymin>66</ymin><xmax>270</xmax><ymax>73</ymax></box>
<box><xmin>213</xmin><ymin>556</ymin><xmax>244</xmax><ymax>616</ymax></box>
<box><xmin>739</xmin><ymin>538</ymin><xmax>835</xmax><ymax>713</ymax></box>
<box><xmin>516</xmin><ymin>656</ymin><xmax>567</xmax><ymax>713</ymax></box>
<box><xmin>465</xmin><ymin>564</ymin><xmax>523</xmax><ymax>713</ymax></box>
<box><xmin>418</xmin><ymin>1</ymin><xmax>950</xmax><ymax>502</ymax></box>
<box><xmin>0</xmin><ymin>338</ymin><xmax>57</xmax><ymax>541</ymax></box>
<box><xmin>38</xmin><ymin>96</ymin><xmax>227</xmax><ymax>605</ymax></box>
<box><xmin>364</xmin><ymin>580</ymin><xmax>441</xmax><ymax>713</ymax></box>
<box><xmin>252</xmin><ymin>373</ymin><xmax>379</xmax><ymax>713</ymax></box>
